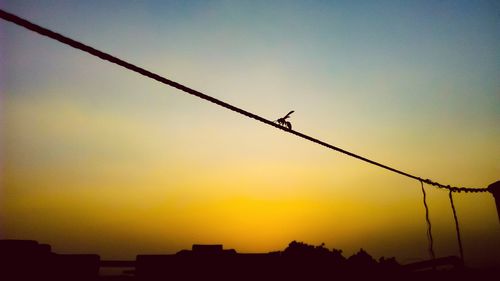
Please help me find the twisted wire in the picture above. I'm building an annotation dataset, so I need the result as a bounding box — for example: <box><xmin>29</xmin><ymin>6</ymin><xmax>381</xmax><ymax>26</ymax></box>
<box><xmin>449</xmin><ymin>190</ymin><xmax>464</xmax><ymax>262</ymax></box>
<box><xmin>420</xmin><ymin>181</ymin><xmax>435</xmax><ymax>260</ymax></box>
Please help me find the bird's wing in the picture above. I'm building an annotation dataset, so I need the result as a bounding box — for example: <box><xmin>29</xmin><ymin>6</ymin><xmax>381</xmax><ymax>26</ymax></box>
<box><xmin>284</xmin><ymin>110</ymin><xmax>295</xmax><ymax>118</ymax></box>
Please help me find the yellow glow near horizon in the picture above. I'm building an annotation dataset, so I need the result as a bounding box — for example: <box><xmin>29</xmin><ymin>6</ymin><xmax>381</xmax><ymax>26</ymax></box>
<box><xmin>3</xmin><ymin>90</ymin><xmax>499</xmax><ymax>262</ymax></box>
<box><xmin>2</xmin><ymin>1</ymin><xmax>499</xmax><ymax>267</ymax></box>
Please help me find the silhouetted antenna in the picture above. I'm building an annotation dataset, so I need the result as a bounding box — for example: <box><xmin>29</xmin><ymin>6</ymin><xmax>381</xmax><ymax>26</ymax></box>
<box><xmin>0</xmin><ymin>9</ymin><xmax>490</xmax><ymax>195</ymax></box>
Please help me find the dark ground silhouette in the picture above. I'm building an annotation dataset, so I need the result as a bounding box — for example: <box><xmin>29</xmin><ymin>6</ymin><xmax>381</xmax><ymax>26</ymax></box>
<box><xmin>1</xmin><ymin>239</ymin><xmax>498</xmax><ymax>280</ymax></box>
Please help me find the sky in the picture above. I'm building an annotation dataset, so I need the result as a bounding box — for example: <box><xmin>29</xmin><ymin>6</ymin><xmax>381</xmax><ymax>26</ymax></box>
<box><xmin>1</xmin><ymin>0</ymin><xmax>499</xmax><ymax>266</ymax></box>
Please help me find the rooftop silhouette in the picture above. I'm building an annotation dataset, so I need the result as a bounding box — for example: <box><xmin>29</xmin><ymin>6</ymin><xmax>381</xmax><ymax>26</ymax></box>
<box><xmin>2</xmin><ymin>239</ymin><xmax>497</xmax><ymax>281</ymax></box>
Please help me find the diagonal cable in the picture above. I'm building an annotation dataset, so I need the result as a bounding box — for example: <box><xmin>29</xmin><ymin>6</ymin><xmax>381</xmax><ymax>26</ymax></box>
<box><xmin>0</xmin><ymin>8</ymin><xmax>490</xmax><ymax>193</ymax></box>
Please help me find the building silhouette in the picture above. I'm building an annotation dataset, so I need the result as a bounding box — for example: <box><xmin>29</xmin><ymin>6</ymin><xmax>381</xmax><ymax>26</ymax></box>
<box><xmin>1</xmin><ymin>239</ymin><xmax>494</xmax><ymax>280</ymax></box>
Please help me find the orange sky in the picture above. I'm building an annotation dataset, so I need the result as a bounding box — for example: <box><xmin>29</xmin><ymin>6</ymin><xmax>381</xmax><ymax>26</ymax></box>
<box><xmin>1</xmin><ymin>1</ymin><xmax>499</xmax><ymax>266</ymax></box>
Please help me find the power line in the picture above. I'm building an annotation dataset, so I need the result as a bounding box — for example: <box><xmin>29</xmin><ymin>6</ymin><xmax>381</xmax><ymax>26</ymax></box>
<box><xmin>0</xmin><ymin>8</ymin><xmax>490</xmax><ymax>194</ymax></box>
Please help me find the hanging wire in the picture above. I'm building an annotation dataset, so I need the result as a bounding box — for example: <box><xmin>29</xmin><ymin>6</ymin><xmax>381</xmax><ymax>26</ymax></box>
<box><xmin>448</xmin><ymin>190</ymin><xmax>464</xmax><ymax>262</ymax></box>
<box><xmin>0</xmin><ymin>8</ymin><xmax>491</xmax><ymax>194</ymax></box>
<box><xmin>420</xmin><ymin>181</ymin><xmax>435</xmax><ymax>260</ymax></box>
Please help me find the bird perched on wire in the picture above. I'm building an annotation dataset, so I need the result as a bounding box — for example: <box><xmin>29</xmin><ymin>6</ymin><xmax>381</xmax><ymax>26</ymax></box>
<box><xmin>275</xmin><ymin>110</ymin><xmax>294</xmax><ymax>130</ymax></box>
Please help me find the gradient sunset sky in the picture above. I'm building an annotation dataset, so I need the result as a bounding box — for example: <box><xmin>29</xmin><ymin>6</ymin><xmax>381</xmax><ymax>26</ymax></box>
<box><xmin>1</xmin><ymin>1</ymin><xmax>499</xmax><ymax>266</ymax></box>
